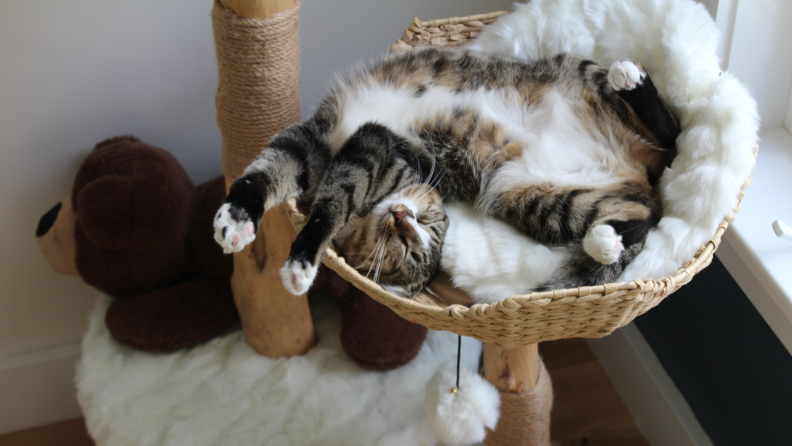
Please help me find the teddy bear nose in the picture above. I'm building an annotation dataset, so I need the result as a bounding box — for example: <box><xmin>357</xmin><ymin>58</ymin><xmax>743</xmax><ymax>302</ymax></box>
<box><xmin>36</xmin><ymin>202</ymin><xmax>62</xmax><ymax>237</ymax></box>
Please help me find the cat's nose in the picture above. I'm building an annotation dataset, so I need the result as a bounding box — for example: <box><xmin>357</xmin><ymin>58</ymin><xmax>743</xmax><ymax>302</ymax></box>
<box><xmin>392</xmin><ymin>211</ymin><xmax>407</xmax><ymax>225</ymax></box>
<box><xmin>390</xmin><ymin>205</ymin><xmax>414</xmax><ymax>226</ymax></box>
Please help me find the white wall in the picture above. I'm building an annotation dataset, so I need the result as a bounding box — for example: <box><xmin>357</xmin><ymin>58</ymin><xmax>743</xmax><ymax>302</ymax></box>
<box><xmin>726</xmin><ymin>0</ymin><xmax>792</xmax><ymax>129</ymax></box>
<box><xmin>0</xmin><ymin>0</ymin><xmax>514</xmax><ymax>433</ymax></box>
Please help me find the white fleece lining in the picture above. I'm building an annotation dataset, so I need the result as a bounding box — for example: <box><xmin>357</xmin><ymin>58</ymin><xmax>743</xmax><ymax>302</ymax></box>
<box><xmin>442</xmin><ymin>0</ymin><xmax>759</xmax><ymax>300</ymax></box>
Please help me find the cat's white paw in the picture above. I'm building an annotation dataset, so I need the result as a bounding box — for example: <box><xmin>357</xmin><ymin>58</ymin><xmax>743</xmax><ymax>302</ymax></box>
<box><xmin>608</xmin><ymin>61</ymin><xmax>644</xmax><ymax>91</ymax></box>
<box><xmin>583</xmin><ymin>225</ymin><xmax>624</xmax><ymax>264</ymax></box>
<box><xmin>213</xmin><ymin>203</ymin><xmax>256</xmax><ymax>254</ymax></box>
<box><xmin>280</xmin><ymin>259</ymin><xmax>318</xmax><ymax>296</ymax></box>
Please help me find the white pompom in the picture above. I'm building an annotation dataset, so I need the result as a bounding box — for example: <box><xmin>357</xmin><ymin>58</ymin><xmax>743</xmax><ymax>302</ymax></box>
<box><xmin>424</xmin><ymin>367</ymin><xmax>500</xmax><ymax>446</ymax></box>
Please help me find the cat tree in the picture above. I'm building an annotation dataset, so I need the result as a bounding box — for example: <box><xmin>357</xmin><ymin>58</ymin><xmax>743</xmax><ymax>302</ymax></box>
<box><xmin>213</xmin><ymin>2</ymin><xmax>754</xmax><ymax>445</ymax></box>
<box><xmin>213</xmin><ymin>0</ymin><xmax>315</xmax><ymax>358</ymax></box>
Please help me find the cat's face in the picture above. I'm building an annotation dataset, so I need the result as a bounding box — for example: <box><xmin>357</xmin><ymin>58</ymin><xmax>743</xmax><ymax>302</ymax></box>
<box><xmin>335</xmin><ymin>184</ymin><xmax>448</xmax><ymax>297</ymax></box>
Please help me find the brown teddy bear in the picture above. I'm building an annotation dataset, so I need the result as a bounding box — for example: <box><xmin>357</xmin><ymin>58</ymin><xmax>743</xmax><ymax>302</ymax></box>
<box><xmin>36</xmin><ymin>136</ymin><xmax>239</xmax><ymax>352</ymax></box>
<box><xmin>36</xmin><ymin>136</ymin><xmax>427</xmax><ymax>369</ymax></box>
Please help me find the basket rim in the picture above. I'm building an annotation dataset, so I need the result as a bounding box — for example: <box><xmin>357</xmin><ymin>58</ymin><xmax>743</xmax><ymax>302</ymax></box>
<box><xmin>409</xmin><ymin>11</ymin><xmax>509</xmax><ymax>29</ymax></box>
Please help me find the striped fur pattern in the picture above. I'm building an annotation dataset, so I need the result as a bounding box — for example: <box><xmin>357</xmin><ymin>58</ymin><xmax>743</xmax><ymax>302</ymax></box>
<box><xmin>214</xmin><ymin>48</ymin><xmax>679</xmax><ymax>296</ymax></box>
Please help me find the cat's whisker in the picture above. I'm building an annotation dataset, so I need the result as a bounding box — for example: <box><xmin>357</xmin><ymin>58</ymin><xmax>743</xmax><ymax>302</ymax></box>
<box><xmin>412</xmin><ymin>167</ymin><xmax>447</xmax><ymax>203</ymax></box>
<box><xmin>407</xmin><ymin>179</ymin><xmax>431</xmax><ymax>201</ymax></box>
<box><xmin>413</xmin><ymin>184</ymin><xmax>437</xmax><ymax>204</ymax></box>
<box><xmin>372</xmin><ymin>236</ymin><xmax>388</xmax><ymax>284</ymax></box>
<box><xmin>364</xmin><ymin>233</ymin><xmax>388</xmax><ymax>279</ymax></box>
<box><xmin>363</xmin><ymin>236</ymin><xmax>385</xmax><ymax>265</ymax></box>
<box><xmin>367</xmin><ymin>225</ymin><xmax>390</xmax><ymax>283</ymax></box>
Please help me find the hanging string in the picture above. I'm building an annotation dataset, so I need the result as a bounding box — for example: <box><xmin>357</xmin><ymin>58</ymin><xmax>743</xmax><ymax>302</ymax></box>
<box><xmin>456</xmin><ymin>335</ymin><xmax>461</xmax><ymax>389</ymax></box>
<box><xmin>451</xmin><ymin>335</ymin><xmax>461</xmax><ymax>394</ymax></box>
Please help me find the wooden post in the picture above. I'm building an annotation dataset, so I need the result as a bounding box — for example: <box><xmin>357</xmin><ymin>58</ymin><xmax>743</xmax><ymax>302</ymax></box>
<box><xmin>483</xmin><ymin>343</ymin><xmax>540</xmax><ymax>393</ymax></box>
<box><xmin>220</xmin><ymin>0</ymin><xmax>295</xmax><ymax>19</ymax></box>
<box><xmin>216</xmin><ymin>0</ymin><xmax>316</xmax><ymax>357</ymax></box>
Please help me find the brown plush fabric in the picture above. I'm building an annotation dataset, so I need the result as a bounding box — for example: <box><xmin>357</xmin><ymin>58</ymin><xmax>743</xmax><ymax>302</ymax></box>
<box><xmin>73</xmin><ymin>137</ymin><xmax>194</xmax><ymax>296</ymax></box>
<box><xmin>484</xmin><ymin>358</ymin><xmax>554</xmax><ymax>446</ymax></box>
<box><xmin>321</xmin><ymin>267</ymin><xmax>428</xmax><ymax>371</ymax></box>
<box><xmin>105</xmin><ymin>278</ymin><xmax>238</xmax><ymax>352</ymax></box>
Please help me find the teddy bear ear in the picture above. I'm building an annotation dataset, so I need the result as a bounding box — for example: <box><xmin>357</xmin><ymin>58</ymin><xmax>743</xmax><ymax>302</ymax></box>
<box><xmin>93</xmin><ymin>136</ymin><xmax>141</xmax><ymax>151</ymax></box>
<box><xmin>75</xmin><ymin>175</ymin><xmax>137</xmax><ymax>250</ymax></box>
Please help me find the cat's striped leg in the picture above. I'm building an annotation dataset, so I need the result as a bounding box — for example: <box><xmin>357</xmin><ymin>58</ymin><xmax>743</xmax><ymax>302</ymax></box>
<box><xmin>486</xmin><ymin>184</ymin><xmax>601</xmax><ymax>247</ymax></box>
<box><xmin>579</xmin><ymin>58</ymin><xmax>679</xmax><ymax>157</ymax></box>
<box><xmin>608</xmin><ymin>61</ymin><xmax>680</xmax><ymax>151</ymax></box>
<box><xmin>486</xmin><ymin>183</ymin><xmax>659</xmax><ymax>265</ymax></box>
<box><xmin>582</xmin><ymin>187</ymin><xmax>661</xmax><ymax>264</ymax></box>
<box><xmin>213</xmin><ymin>120</ymin><xmax>332</xmax><ymax>253</ymax></box>
<box><xmin>280</xmin><ymin>122</ymin><xmax>420</xmax><ymax>295</ymax></box>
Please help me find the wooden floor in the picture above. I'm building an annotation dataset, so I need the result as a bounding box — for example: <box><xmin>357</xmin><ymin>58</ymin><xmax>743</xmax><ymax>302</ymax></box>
<box><xmin>0</xmin><ymin>339</ymin><xmax>645</xmax><ymax>446</ymax></box>
<box><xmin>541</xmin><ymin>339</ymin><xmax>648</xmax><ymax>446</ymax></box>
<box><xmin>0</xmin><ymin>418</ymin><xmax>93</xmax><ymax>446</ymax></box>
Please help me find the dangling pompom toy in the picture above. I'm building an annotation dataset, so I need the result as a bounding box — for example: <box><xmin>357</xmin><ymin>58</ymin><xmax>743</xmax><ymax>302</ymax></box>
<box><xmin>424</xmin><ymin>337</ymin><xmax>500</xmax><ymax>445</ymax></box>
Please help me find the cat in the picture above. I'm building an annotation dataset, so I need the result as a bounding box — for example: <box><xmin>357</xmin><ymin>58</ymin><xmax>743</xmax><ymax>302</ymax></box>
<box><xmin>213</xmin><ymin>47</ymin><xmax>680</xmax><ymax>298</ymax></box>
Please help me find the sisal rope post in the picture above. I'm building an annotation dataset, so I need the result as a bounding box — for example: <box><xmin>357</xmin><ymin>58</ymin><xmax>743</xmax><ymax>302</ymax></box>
<box><xmin>213</xmin><ymin>0</ymin><xmax>316</xmax><ymax>357</ymax></box>
<box><xmin>483</xmin><ymin>353</ymin><xmax>553</xmax><ymax>446</ymax></box>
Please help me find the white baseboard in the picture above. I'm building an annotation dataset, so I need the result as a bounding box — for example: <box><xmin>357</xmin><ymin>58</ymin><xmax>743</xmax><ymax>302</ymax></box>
<box><xmin>0</xmin><ymin>341</ymin><xmax>83</xmax><ymax>435</ymax></box>
<box><xmin>585</xmin><ymin>324</ymin><xmax>713</xmax><ymax>446</ymax></box>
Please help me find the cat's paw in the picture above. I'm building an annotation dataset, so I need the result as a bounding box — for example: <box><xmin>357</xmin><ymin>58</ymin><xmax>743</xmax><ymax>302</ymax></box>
<box><xmin>608</xmin><ymin>61</ymin><xmax>645</xmax><ymax>91</ymax></box>
<box><xmin>583</xmin><ymin>225</ymin><xmax>624</xmax><ymax>264</ymax></box>
<box><xmin>280</xmin><ymin>259</ymin><xmax>318</xmax><ymax>296</ymax></box>
<box><xmin>213</xmin><ymin>203</ymin><xmax>256</xmax><ymax>254</ymax></box>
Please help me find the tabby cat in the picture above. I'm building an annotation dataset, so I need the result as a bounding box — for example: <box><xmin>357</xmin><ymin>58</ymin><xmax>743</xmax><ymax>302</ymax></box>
<box><xmin>213</xmin><ymin>48</ymin><xmax>679</xmax><ymax>297</ymax></box>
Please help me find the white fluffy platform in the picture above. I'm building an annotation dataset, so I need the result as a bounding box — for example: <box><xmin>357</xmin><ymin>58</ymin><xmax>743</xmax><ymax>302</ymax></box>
<box><xmin>76</xmin><ymin>296</ymin><xmax>481</xmax><ymax>446</ymax></box>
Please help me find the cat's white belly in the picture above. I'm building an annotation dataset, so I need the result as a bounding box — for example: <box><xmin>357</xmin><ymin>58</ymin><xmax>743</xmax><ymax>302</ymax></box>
<box><xmin>329</xmin><ymin>83</ymin><xmax>620</xmax><ymax>195</ymax></box>
<box><xmin>480</xmin><ymin>88</ymin><xmax>625</xmax><ymax>210</ymax></box>
<box><xmin>441</xmin><ymin>201</ymin><xmax>569</xmax><ymax>303</ymax></box>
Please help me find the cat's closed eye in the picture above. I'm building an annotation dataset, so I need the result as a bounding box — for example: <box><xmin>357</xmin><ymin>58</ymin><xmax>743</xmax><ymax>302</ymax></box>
<box><xmin>418</xmin><ymin>210</ymin><xmax>444</xmax><ymax>224</ymax></box>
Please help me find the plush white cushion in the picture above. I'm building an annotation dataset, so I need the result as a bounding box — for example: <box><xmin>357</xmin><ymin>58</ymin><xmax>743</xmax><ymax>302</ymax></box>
<box><xmin>77</xmin><ymin>297</ymin><xmax>481</xmax><ymax>446</ymax></box>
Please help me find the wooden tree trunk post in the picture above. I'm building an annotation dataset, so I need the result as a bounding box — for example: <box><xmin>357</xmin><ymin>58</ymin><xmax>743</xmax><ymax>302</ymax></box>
<box><xmin>213</xmin><ymin>0</ymin><xmax>316</xmax><ymax>357</ymax></box>
<box><xmin>483</xmin><ymin>343</ymin><xmax>540</xmax><ymax>394</ymax></box>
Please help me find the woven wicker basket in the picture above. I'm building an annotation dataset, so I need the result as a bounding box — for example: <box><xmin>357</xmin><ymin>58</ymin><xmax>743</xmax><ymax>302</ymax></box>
<box><xmin>284</xmin><ymin>12</ymin><xmax>755</xmax><ymax>349</ymax></box>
